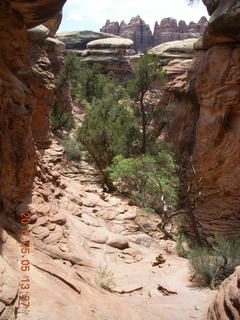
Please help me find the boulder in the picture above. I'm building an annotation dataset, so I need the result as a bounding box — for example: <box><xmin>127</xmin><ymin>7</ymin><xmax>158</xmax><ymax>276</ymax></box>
<box><xmin>57</xmin><ymin>30</ymin><xmax>119</xmax><ymax>50</ymax></box>
<box><xmin>42</xmin><ymin>37</ymin><xmax>65</xmax><ymax>52</ymax></box>
<box><xmin>149</xmin><ymin>38</ymin><xmax>197</xmax><ymax>65</ymax></box>
<box><xmin>208</xmin><ymin>267</ymin><xmax>240</xmax><ymax>319</ymax></box>
<box><xmin>27</xmin><ymin>25</ymin><xmax>50</xmax><ymax>41</ymax></box>
<box><xmin>106</xmin><ymin>234</ymin><xmax>129</xmax><ymax>249</ymax></box>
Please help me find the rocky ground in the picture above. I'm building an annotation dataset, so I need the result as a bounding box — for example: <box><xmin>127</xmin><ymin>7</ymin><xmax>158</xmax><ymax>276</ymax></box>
<box><xmin>0</xmin><ymin>141</ymin><xmax>217</xmax><ymax>320</ymax></box>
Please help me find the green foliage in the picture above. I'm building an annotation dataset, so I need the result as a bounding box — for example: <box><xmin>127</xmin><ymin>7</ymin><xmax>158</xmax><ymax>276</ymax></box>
<box><xmin>75</xmin><ymin>82</ymin><xmax>138</xmax><ymax>185</ymax></box>
<box><xmin>126</xmin><ymin>51</ymin><xmax>165</xmax><ymax>154</ymax></box>
<box><xmin>189</xmin><ymin>235</ymin><xmax>240</xmax><ymax>289</ymax></box>
<box><xmin>127</xmin><ymin>52</ymin><xmax>164</xmax><ymax>99</ymax></box>
<box><xmin>95</xmin><ymin>266</ymin><xmax>115</xmax><ymax>291</ymax></box>
<box><xmin>63</xmin><ymin>136</ymin><xmax>82</xmax><ymax>161</ymax></box>
<box><xmin>56</xmin><ymin>53</ymin><xmax>109</xmax><ymax>102</ymax></box>
<box><xmin>51</xmin><ymin>105</ymin><xmax>75</xmax><ymax>132</ymax></box>
<box><xmin>106</xmin><ymin>148</ymin><xmax>179</xmax><ymax>211</ymax></box>
<box><xmin>55</xmin><ymin>53</ymin><xmax>82</xmax><ymax>97</ymax></box>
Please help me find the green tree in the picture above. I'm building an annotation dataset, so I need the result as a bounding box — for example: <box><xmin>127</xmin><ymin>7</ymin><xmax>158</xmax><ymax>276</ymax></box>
<box><xmin>55</xmin><ymin>53</ymin><xmax>82</xmax><ymax>96</ymax></box>
<box><xmin>76</xmin><ymin>81</ymin><xmax>139</xmax><ymax>190</ymax></box>
<box><xmin>127</xmin><ymin>52</ymin><xmax>164</xmax><ymax>154</ymax></box>
<box><xmin>56</xmin><ymin>53</ymin><xmax>107</xmax><ymax>102</ymax></box>
<box><xmin>106</xmin><ymin>145</ymin><xmax>179</xmax><ymax>211</ymax></box>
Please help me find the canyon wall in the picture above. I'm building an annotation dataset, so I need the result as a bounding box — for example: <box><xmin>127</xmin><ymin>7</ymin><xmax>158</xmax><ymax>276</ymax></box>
<box><xmin>100</xmin><ymin>16</ymin><xmax>208</xmax><ymax>53</ymax></box>
<box><xmin>167</xmin><ymin>0</ymin><xmax>240</xmax><ymax>236</ymax></box>
<box><xmin>0</xmin><ymin>0</ymin><xmax>66</xmax><ymax>219</ymax></box>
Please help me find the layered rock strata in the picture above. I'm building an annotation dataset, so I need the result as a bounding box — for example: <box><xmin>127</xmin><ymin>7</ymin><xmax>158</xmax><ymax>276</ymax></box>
<box><xmin>100</xmin><ymin>16</ymin><xmax>208</xmax><ymax>53</ymax></box>
<box><xmin>166</xmin><ymin>0</ymin><xmax>240</xmax><ymax>236</ymax></box>
<box><xmin>83</xmin><ymin>37</ymin><xmax>133</xmax><ymax>78</ymax></box>
<box><xmin>57</xmin><ymin>30</ymin><xmax>119</xmax><ymax>52</ymax></box>
<box><xmin>149</xmin><ymin>38</ymin><xmax>197</xmax><ymax>65</ymax></box>
<box><xmin>101</xmin><ymin>16</ymin><xmax>152</xmax><ymax>53</ymax></box>
<box><xmin>153</xmin><ymin>17</ymin><xmax>207</xmax><ymax>46</ymax></box>
<box><xmin>0</xmin><ymin>0</ymin><xmax>65</xmax><ymax>217</ymax></box>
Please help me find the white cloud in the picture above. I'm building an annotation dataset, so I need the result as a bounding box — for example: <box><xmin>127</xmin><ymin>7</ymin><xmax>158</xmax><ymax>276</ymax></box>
<box><xmin>60</xmin><ymin>0</ymin><xmax>208</xmax><ymax>32</ymax></box>
<box><xmin>66</xmin><ymin>12</ymin><xmax>83</xmax><ymax>21</ymax></box>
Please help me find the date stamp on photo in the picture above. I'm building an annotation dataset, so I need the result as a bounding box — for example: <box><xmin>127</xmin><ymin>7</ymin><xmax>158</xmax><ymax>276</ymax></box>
<box><xmin>19</xmin><ymin>212</ymin><xmax>31</xmax><ymax>309</ymax></box>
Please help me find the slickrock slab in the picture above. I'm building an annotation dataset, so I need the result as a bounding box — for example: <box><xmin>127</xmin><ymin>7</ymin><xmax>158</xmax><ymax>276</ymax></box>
<box><xmin>87</xmin><ymin>37</ymin><xmax>133</xmax><ymax>49</ymax></box>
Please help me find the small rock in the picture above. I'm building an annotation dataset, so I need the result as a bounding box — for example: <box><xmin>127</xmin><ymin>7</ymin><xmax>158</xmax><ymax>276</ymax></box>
<box><xmin>31</xmin><ymin>226</ymin><xmax>50</xmax><ymax>240</ymax></box>
<box><xmin>90</xmin><ymin>229</ymin><xmax>109</xmax><ymax>244</ymax></box>
<box><xmin>63</xmin><ymin>229</ymin><xmax>70</xmax><ymax>238</ymax></box>
<box><xmin>107</xmin><ymin>234</ymin><xmax>129</xmax><ymax>249</ymax></box>
<box><xmin>0</xmin><ymin>228</ymin><xmax>8</xmax><ymax>243</ymax></box>
<box><xmin>50</xmin><ymin>213</ymin><xmax>66</xmax><ymax>225</ymax></box>
<box><xmin>48</xmin><ymin>224</ymin><xmax>56</xmax><ymax>231</ymax></box>
<box><xmin>58</xmin><ymin>243</ymin><xmax>69</xmax><ymax>252</ymax></box>
<box><xmin>43</xmin><ymin>226</ymin><xmax>63</xmax><ymax>245</ymax></box>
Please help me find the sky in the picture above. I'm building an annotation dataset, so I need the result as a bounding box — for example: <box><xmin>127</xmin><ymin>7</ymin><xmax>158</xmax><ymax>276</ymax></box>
<box><xmin>59</xmin><ymin>0</ymin><xmax>208</xmax><ymax>33</ymax></box>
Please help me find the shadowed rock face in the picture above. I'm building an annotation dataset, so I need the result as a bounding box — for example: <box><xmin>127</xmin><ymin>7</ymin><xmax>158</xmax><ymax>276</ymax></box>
<box><xmin>203</xmin><ymin>0</ymin><xmax>220</xmax><ymax>15</ymax></box>
<box><xmin>201</xmin><ymin>0</ymin><xmax>240</xmax><ymax>47</ymax></box>
<box><xmin>10</xmin><ymin>0</ymin><xmax>67</xmax><ymax>28</ymax></box>
<box><xmin>0</xmin><ymin>0</ymin><xmax>65</xmax><ymax>215</ymax></box>
<box><xmin>166</xmin><ymin>0</ymin><xmax>240</xmax><ymax>237</ymax></box>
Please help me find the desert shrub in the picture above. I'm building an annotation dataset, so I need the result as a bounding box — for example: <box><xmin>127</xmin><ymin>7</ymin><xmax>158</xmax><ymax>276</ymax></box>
<box><xmin>51</xmin><ymin>105</ymin><xmax>75</xmax><ymax>132</ymax></box>
<box><xmin>56</xmin><ymin>53</ymin><xmax>109</xmax><ymax>102</ymax></box>
<box><xmin>75</xmin><ymin>82</ymin><xmax>139</xmax><ymax>190</ymax></box>
<box><xmin>189</xmin><ymin>235</ymin><xmax>240</xmax><ymax>289</ymax></box>
<box><xmin>95</xmin><ymin>266</ymin><xmax>115</xmax><ymax>291</ymax></box>
<box><xmin>63</xmin><ymin>136</ymin><xmax>81</xmax><ymax>161</ymax></box>
<box><xmin>175</xmin><ymin>234</ymin><xmax>188</xmax><ymax>258</ymax></box>
<box><xmin>106</xmin><ymin>149</ymin><xmax>179</xmax><ymax>211</ymax></box>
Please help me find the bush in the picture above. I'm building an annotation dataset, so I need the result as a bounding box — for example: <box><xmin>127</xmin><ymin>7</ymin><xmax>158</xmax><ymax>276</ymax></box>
<box><xmin>189</xmin><ymin>235</ymin><xmax>240</xmax><ymax>289</ymax></box>
<box><xmin>75</xmin><ymin>82</ymin><xmax>139</xmax><ymax>189</ymax></box>
<box><xmin>51</xmin><ymin>112</ymin><xmax>75</xmax><ymax>132</ymax></box>
<box><xmin>95</xmin><ymin>266</ymin><xmax>115</xmax><ymax>291</ymax></box>
<box><xmin>63</xmin><ymin>136</ymin><xmax>81</xmax><ymax>161</ymax></box>
<box><xmin>175</xmin><ymin>234</ymin><xmax>188</xmax><ymax>258</ymax></box>
<box><xmin>56</xmin><ymin>53</ymin><xmax>108</xmax><ymax>102</ymax></box>
<box><xmin>51</xmin><ymin>105</ymin><xmax>75</xmax><ymax>132</ymax></box>
<box><xmin>106</xmin><ymin>149</ymin><xmax>179</xmax><ymax>211</ymax></box>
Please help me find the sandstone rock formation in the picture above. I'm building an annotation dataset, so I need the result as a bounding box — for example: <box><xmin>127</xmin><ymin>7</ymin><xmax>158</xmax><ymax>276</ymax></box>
<box><xmin>57</xmin><ymin>30</ymin><xmax>119</xmax><ymax>51</ymax></box>
<box><xmin>101</xmin><ymin>15</ymin><xmax>152</xmax><ymax>53</ymax></box>
<box><xmin>149</xmin><ymin>38</ymin><xmax>197</xmax><ymax>65</ymax></box>
<box><xmin>153</xmin><ymin>17</ymin><xmax>208</xmax><ymax>46</ymax></box>
<box><xmin>201</xmin><ymin>0</ymin><xmax>240</xmax><ymax>48</ymax></box>
<box><xmin>101</xmin><ymin>16</ymin><xmax>208</xmax><ymax>53</ymax></box>
<box><xmin>0</xmin><ymin>0</ymin><xmax>65</xmax><ymax>218</ymax></box>
<box><xmin>1</xmin><ymin>0</ymin><xmax>239</xmax><ymax>319</ymax></box>
<box><xmin>166</xmin><ymin>0</ymin><xmax>240</xmax><ymax>236</ymax></box>
<box><xmin>208</xmin><ymin>267</ymin><xmax>240</xmax><ymax>320</ymax></box>
<box><xmin>82</xmin><ymin>37</ymin><xmax>133</xmax><ymax>78</ymax></box>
